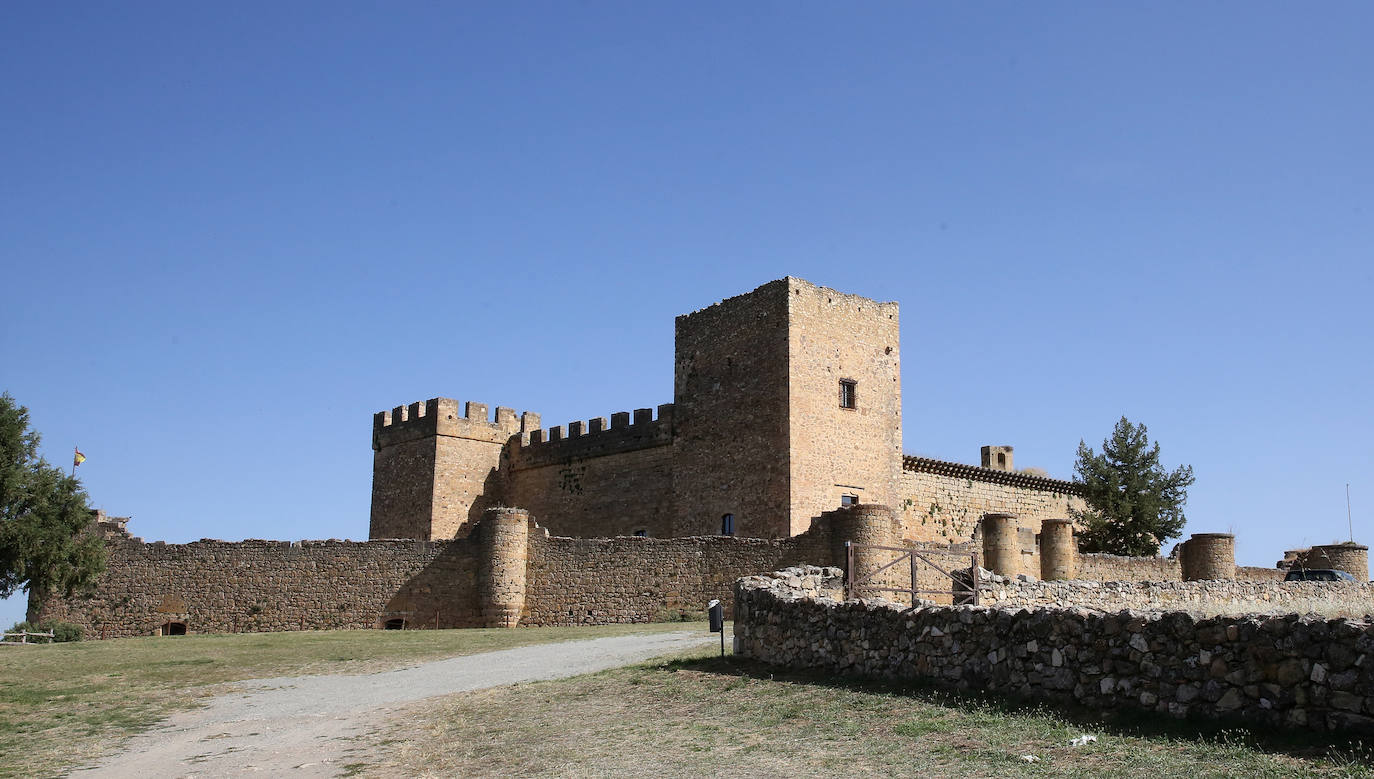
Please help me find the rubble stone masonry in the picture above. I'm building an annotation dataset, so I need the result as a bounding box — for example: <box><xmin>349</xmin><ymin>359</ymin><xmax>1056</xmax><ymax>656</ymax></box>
<box><xmin>369</xmin><ymin>279</ymin><xmax>1085</xmax><ymax>547</ymax></box>
<box><xmin>36</xmin><ymin>510</ymin><xmax>848</xmax><ymax>637</ymax></box>
<box><xmin>34</xmin><ymin>533</ymin><xmax>444</xmax><ymax>638</ymax></box>
<box><xmin>785</xmin><ymin>280</ymin><xmax>902</xmax><ymax>531</ymax></box>
<box><xmin>900</xmin><ymin>459</ymin><xmax>1086</xmax><ymax>547</ymax></box>
<box><xmin>671</xmin><ymin>279</ymin><xmax>793</xmax><ymax>538</ymax></box>
<box><xmin>736</xmin><ymin>568</ymin><xmax>1374</xmax><ymax>735</ymax></box>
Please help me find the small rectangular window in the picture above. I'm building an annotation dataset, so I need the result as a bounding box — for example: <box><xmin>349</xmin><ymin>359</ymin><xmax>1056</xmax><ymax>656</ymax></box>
<box><xmin>841</xmin><ymin>494</ymin><xmax>859</xmax><ymax>507</ymax></box>
<box><xmin>633</xmin><ymin>529</ymin><xmax>647</xmax><ymax>537</ymax></box>
<box><xmin>721</xmin><ymin>513</ymin><xmax>735</xmax><ymax>536</ymax></box>
<box><xmin>839</xmin><ymin>379</ymin><xmax>857</xmax><ymax>409</ymax></box>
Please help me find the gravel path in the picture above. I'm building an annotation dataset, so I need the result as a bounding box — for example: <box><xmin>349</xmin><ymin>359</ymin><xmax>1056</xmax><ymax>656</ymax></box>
<box><xmin>77</xmin><ymin>630</ymin><xmax>714</xmax><ymax>777</ymax></box>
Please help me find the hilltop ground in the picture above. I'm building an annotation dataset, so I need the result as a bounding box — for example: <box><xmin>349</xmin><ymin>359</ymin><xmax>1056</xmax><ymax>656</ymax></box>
<box><xmin>3</xmin><ymin>627</ymin><xmax>1371</xmax><ymax>778</ymax></box>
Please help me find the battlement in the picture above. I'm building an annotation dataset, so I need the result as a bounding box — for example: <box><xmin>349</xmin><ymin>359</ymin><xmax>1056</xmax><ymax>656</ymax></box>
<box><xmin>372</xmin><ymin>397</ymin><xmax>537</xmax><ymax>450</ymax></box>
<box><xmin>675</xmin><ymin>276</ymin><xmax>897</xmax><ymax>322</ymax></box>
<box><xmin>510</xmin><ymin>403</ymin><xmax>674</xmax><ymax>470</ymax></box>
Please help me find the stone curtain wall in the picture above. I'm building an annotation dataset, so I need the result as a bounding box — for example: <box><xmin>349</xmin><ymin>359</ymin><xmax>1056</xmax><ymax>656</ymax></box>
<box><xmin>1075</xmin><ymin>554</ymin><xmax>1285</xmax><ymax>584</ymax></box>
<box><xmin>899</xmin><ymin>463</ymin><xmax>1086</xmax><ymax>547</ymax></box>
<box><xmin>1077</xmin><ymin>553</ymin><xmax>1182</xmax><ymax>582</ymax></box>
<box><xmin>34</xmin><ymin>533</ymin><xmax>445</xmax><ymax>638</ymax></box>
<box><xmin>523</xmin><ymin>529</ymin><xmax>833</xmax><ymax>625</ymax></box>
<box><xmin>735</xmin><ymin>568</ymin><xmax>1374</xmax><ymax>734</ymax></box>
<box><xmin>37</xmin><ymin>510</ymin><xmax>842</xmax><ymax>638</ymax></box>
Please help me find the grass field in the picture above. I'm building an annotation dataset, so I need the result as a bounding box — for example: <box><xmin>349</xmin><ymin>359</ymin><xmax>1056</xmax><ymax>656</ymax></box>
<box><xmin>361</xmin><ymin>646</ymin><xmax>1374</xmax><ymax>778</ymax></box>
<box><xmin>7</xmin><ymin>626</ymin><xmax>1374</xmax><ymax>779</ymax></box>
<box><xmin>0</xmin><ymin>623</ymin><xmax>695</xmax><ymax>778</ymax></box>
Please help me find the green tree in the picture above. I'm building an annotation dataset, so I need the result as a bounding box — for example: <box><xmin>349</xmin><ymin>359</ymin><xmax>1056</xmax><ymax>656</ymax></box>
<box><xmin>1072</xmin><ymin>416</ymin><xmax>1195</xmax><ymax>556</ymax></box>
<box><xmin>0</xmin><ymin>394</ymin><xmax>105</xmax><ymax>614</ymax></box>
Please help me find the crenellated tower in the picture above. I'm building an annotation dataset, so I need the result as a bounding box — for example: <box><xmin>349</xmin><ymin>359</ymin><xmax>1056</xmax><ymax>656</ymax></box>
<box><xmin>370</xmin><ymin>398</ymin><xmax>539</xmax><ymax>540</ymax></box>
<box><xmin>672</xmin><ymin>277</ymin><xmax>902</xmax><ymax>537</ymax></box>
<box><xmin>370</xmin><ymin>277</ymin><xmax>901</xmax><ymax>542</ymax></box>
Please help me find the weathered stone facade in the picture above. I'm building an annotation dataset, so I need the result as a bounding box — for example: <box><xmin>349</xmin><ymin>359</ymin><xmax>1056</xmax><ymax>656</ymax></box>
<box><xmin>34</xmin><ymin>531</ymin><xmax>444</xmax><ymax>638</ymax></box>
<box><xmin>898</xmin><ymin>457</ymin><xmax>1086</xmax><ymax>551</ymax></box>
<box><xmin>369</xmin><ymin>278</ymin><xmax>1050</xmax><ymax>546</ymax></box>
<box><xmin>36</xmin><ymin>508</ymin><xmax>851</xmax><ymax>636</ymax></box>
<box><xmin>735</xmin><ymin>567</ymin><xmax>1374</xmax><ymax>734</ymax></box>
<box><xmin>45</xmin><ymin>277</ymin><xmax>1359</xmax><ymax>644</ymax></box>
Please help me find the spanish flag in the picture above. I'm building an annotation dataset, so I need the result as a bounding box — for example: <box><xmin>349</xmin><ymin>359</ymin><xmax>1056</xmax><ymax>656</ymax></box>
<box><xmin>74</xmin><ymin>447</ymin><xmax>86</xmax><ymax>467</ymax></box>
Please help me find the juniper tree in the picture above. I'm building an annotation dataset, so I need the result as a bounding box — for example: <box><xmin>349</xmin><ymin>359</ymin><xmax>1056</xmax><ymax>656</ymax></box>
<box><xmin>0</xmin><ymin>393</ymin><xmax>105</xmax><ymax>611</ymax></box>
<box><xmin>1072</xmin><ymin>416</ymin><xmax>1195</xmax><ymax>557</ymax></box>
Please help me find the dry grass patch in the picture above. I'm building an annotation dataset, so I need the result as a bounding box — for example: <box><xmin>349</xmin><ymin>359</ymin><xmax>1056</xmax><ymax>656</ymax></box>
<box><xmin>363</xmin><ymin>646</ymin><xmax>1374</xmax><ymax>778</ymax></box>
<box><xmin>0</xmin><ymin>623</ymin><xmax>695</xmax><ymax>778</ymax></box>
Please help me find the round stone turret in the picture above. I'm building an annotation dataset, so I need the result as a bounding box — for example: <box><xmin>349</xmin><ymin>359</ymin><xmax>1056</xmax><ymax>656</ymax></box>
<box><xmin>830</xmin><ymin>503</ymin><xmax>899</xmax><ymax>588</ymax></box>
<box><xmin>981</xmin><ymin>513</ymin><xmax>1019</xmax><ymax>578</ymax></box>
<box><xmin>477</xmin><ymin>507</ymin><xmax>530</xmax><ymax>627</ymax></box>
<box><xmin>1039</xmin><ymin>518</ymin><xmax>1076</xmax><ymax>581</ymax></box>
<box><xmin>1180</xmin><ymin>533</ymin><xmax>1235</xmax><ymax>581</ymax></box>
<box><xmin>1306</xmin><ymin>543</ymin><xmax>1369</xmax><ymax>581</ymax></box>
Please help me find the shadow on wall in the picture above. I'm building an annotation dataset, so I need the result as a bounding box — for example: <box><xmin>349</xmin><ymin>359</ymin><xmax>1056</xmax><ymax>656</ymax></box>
<box><xmin>461</xmin><ymin>466</ymin><xmax>504</xmax><ymax>536</ymax></box>
<box><xmin>382</xmin><ymin>540</ymin><xmax>482</xmax><ymax>629</ymax></box>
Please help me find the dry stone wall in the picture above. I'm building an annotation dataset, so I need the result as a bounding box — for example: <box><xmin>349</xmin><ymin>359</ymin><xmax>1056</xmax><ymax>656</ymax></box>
<box><xmin>735</xmin><ymin>568</ymin><xmax>1374</xmax><ymax>734</ymax></box>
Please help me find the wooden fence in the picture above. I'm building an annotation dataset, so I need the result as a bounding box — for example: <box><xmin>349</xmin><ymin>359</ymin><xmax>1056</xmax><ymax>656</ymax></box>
<box><xmin>0</xmin><ymin>630</ymin><xmax>56</xmax><ymax>645</ymax></box>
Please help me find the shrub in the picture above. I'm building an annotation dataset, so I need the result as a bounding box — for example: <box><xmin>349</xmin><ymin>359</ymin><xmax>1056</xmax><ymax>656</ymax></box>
<box><xmin>43</xmin><ymin>621</ymin><xmax>84</xmax><ymax>642</ymax></box>
<box><xmin>6</xmin><ymin>620</ymin><xmax>83</xmax><ymax>642</ymax></box>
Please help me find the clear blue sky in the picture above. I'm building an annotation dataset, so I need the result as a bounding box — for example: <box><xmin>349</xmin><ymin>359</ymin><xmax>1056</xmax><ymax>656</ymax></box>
<box><xmin>3</xmin><ymin>3</ymin><xmax>1371</xmax><ymax>626</ymax></box>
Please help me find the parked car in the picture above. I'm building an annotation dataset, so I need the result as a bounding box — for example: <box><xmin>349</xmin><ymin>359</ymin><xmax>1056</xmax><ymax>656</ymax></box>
<box><xmin>1284</xmin><ymin>568</ymin><xmax>1357</xmax><ymax>582</ymax></box>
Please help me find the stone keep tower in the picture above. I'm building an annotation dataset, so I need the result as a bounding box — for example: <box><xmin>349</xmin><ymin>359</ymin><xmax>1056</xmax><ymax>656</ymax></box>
<box><xmin>672</xmin><ymin>277</ymin><xmax>902</xmax><ymax>537</ymax></box>
<box><xmin>370</xmin><ymin>398</ymin><xmax>538</xmax><ymax>540</ymax></box>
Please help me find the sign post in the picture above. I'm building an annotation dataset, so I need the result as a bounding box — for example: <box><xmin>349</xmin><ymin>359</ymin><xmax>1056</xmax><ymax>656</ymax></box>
<box><xmin>708</xmin><ymin>599</ymin><xmax>724</xmax><ymax>657</ymax></box>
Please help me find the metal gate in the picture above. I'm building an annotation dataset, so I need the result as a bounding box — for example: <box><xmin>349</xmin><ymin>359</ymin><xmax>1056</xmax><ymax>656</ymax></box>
<box><xmin>845</xmin><ymin>542</ymin><xmax>981</xmax><ymax>605</ymax></box>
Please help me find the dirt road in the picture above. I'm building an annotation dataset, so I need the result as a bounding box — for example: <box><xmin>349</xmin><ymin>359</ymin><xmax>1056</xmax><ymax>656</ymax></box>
<box><xmin>78</xmin><ymin>630</ymin><xmax>713</xmax><ymax>777</ymax></box>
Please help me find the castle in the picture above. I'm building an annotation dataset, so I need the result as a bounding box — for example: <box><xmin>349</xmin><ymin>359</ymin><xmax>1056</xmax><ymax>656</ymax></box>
<box><xmin>370</xmin><ymin>277</ymin><xmax>1084</xmax><ymax>548</ymax></box>
<box><xmin>37</xmin><ymin>277</ymin><xmax>1361</xmax><ymax>639</ymax></box>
